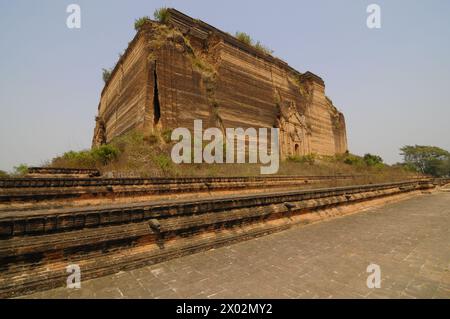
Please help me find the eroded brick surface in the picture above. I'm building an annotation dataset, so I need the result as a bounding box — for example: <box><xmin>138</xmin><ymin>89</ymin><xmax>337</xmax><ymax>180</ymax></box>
<box><xmin>25</xmin><ymin>192</ymin><xmax>450</xmax><ymax>299</ymax></box>
<box><xmin>93</xmin><ymin>9</ymin><xmax>347</xmax><ymax>158</ymax></box>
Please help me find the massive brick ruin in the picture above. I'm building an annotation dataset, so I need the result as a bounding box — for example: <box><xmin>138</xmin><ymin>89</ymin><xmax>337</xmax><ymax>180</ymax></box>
<box><xmin>92</xmin><ymin>9</ymin><xmax>348</xmax><ymax>159</ymax></box>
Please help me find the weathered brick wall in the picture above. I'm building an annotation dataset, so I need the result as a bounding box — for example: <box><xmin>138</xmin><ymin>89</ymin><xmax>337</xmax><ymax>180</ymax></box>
<box><xmin>93</xmin><ymin>9</ymin><xmax>348</xmax><ymax>158</ymax></box>
<box><xmin>94</xmin><ymin>33</ymin><xmax>150</xmax><ymax>144</ymax></box>
<box><xmin>153</xmin><ymin>36</ymin><xmax>211</xmax><ymax>132</ymax></box>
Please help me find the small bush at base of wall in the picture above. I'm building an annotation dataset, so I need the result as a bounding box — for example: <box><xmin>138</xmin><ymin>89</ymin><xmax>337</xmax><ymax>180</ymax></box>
<box><xmin>52</xmin><ymin>145</ymin><xmax>120</xmax><ymax>169</ymax></box>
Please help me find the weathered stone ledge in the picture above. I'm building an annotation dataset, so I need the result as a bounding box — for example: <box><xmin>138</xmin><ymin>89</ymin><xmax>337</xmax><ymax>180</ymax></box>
<box><xmin>0</xmin><ymin>181</ymin><xmax>431</xmax><ymax>237</ymax></box>
<box><xmin>0</xmin><ymin>180</ymin><xmax>435</xmax><ymax>298</ymax></box>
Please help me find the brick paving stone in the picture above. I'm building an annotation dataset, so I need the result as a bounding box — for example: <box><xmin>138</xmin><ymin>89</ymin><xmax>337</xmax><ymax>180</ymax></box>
<box><xmin>24</xmin><ymin>192</ymin><xmax>450</xmax><ymax>299</ymax></box>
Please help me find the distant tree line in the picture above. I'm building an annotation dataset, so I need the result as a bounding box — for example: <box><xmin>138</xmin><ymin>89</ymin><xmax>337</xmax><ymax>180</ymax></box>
<box><xmin>399</xmin><ymin>145</ymin><xmax>450</xmax><ymax>177</ymax></box>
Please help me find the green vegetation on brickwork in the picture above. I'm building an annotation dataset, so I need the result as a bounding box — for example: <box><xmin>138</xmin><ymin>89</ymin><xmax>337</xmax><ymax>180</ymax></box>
<box><xmin>39</xmin><ymin>130</ymin><xmax>419</xmax><ymax>180</ymax></box>
<box><xmin>51</xmin><ymin>144</ymin><xmax>119</xmax><ymax>169</ymax></box>
<box><xmin>254</xmin><ymin>41</ymin><xmax>274</xmax><ymax>55</ymax></box>
<box><xmin>153</xmin><ymin>7</ymin><xmax>170</xmax><ymax>24</ymax></box>
<box><xmin>134</xmin><ymin>16</ymin><xmax>152</xmax><ymax>31</ymax></box>
<box><xmin>102</xmin><ymin>68</ymin><xmax>112</xmax><ymax>84</ymax></box>
<box><xmin>234</xmin><ymin>31</ymin><xmax>274</xmax><ymax>55</ymax></box>
<box><xmin>235</xmin><ymin>31</ymin><xmax>252</xmax><ymax>46</ymax></box>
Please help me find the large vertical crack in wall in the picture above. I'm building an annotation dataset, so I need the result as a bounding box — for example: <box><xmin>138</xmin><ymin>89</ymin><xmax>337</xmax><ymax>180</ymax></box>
<box><xmin>153</xmin><ymin>61</ymin><xmax>161</xmax><ymax>126</ymax></box>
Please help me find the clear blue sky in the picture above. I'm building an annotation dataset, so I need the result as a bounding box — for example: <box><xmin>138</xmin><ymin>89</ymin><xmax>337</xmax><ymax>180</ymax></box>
<box><xmin>1</xmin><ymin>0</ymin><xmax>449</xmax><ymax>172</ymax></box>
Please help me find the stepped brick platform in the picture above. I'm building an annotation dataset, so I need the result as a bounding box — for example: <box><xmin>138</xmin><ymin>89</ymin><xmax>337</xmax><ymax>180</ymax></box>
<box><xmin>434</xmin><ymin>178</ymin><xmax>450</xmax><ymax>186</ymax></box>
<box><xmin>0</xmin><ymin>175</ymin><xmax>366</xmax><ymax>204</ymax></box>
<box><xmin>0</xmin><ymin>179</ymin><xmax>435</xmax><ymax>298</ymax></box>
<box><xmin>27</xmin><ymin>167</ymin><xmax>101</xmax><ymax>178</ymax></box>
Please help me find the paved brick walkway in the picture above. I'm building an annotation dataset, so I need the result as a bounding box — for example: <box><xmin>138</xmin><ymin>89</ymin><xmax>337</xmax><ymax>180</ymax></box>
<box><xmin>27</xmin><ymin>192</ymin><xmax>450</xmax><ymax>299</ymax></box>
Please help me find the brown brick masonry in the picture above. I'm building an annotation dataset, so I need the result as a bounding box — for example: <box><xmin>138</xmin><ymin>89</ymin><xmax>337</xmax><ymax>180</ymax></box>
<box><xmin>0</xmin><ymin>175</ymin><xmax>372</xmax><ymax>203</ymax></box>
<box><xmin>0</xmin><ymin>180</ymin><xmax>443</xmax><ymax>298</ymax></box>
<box><xmin>27</xmin><ymin>167</ymin><xmax>101</xmax><ymax>177</ymax></box>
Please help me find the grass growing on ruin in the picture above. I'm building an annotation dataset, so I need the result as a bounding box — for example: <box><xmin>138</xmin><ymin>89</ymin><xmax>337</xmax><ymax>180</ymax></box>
<box><xmin>134</xmin><ymin>7</ymin><xmax>170</xmax><ymax>31</ymax></box>
<box><xmin>153</xmin><ymin>7</ymin><xmax>170</xmax><ymax>24</ymax></box>
<box><xmin>235</xmin><ymin>31</ymin><xmax>273</xmax><ymax>55</ymax></box>
<box><xmin>147</xmin><ymin>22</ymin><xmax>194</xmax><ymax>54</ymax></box>
<box><xmin>134</xmin><ymin>16</ymin><xmax>152</xmax><ymax>31</ymax></box>
<box><xmin>102</xmin><ymin>68</ymin><xmax>112</xmax><ymax>84</ymax></box>
<box><xmin>254</xmin><ymin>41</ymin><xmax>273</xmax><ymax>55</ymax></box>
<box><xmin>51</xmin><ymin>144</ymin><xmax>120</xmax><ymax>169</ymax></box>
<box><xmin>234</xmin><ymin>31</ymin><xmax>274</xmax><ymax>55</ymax></box>
<box><xmin>46</xmin><ymin>130</ymin><xmax>418</xmax><ymax>182</ymax></box>
<box><xmin>235</xmin><ymin>31</ymin><xmax>253</xmax><ymax>46</ymax></box>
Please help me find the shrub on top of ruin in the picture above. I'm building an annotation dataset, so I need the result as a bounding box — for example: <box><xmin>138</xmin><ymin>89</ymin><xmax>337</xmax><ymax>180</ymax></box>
<box><xmin>235</xmin><ymin>31</ymin><xmax>253</xmax><ymax>46</ymax></box>
<box><xmin>0</xmin><ymin>170</ymin><xmax>9</xmax><ymax>178</ymax></box>
<box><xmin>254</xmin><ymin>41</ymin><xmax>274</xmax><ymax>55</ymax></box>
<box><xmin>134</xmin><ymin>16</ymin><xmax>152</xmax><ymax>31</ymax></box>
<box><xmin>234</xmin><ymin>32</ymin><xmax>274</xmax><ymax>55</ymax></box>
<box><xmin>102</xmin><ymin>68</ymin><xmax>112</xmax><ymax>84</ymax></box>
<box><xmin>153</xmin><ymin>7</ymin><xmax>170</xmax><ymax>24</ymax></box>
